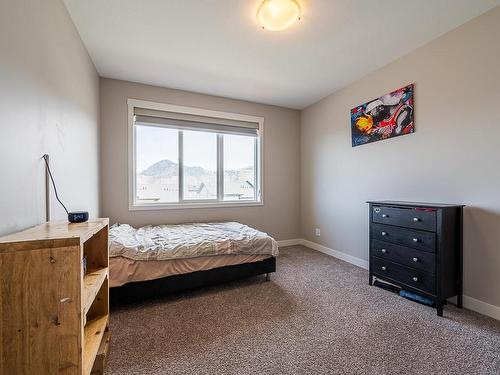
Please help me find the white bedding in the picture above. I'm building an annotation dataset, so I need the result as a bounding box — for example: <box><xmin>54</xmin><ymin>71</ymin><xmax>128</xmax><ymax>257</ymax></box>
<box><xmin>109</xmin><ymin>222</ymin><xmax>278</xmax><ymax>261</ymax></box>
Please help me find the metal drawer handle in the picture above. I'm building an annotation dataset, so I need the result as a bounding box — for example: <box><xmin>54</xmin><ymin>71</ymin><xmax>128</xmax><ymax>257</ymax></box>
<box><xmin>381</xmin><ymin>249</ymin><xmax>387</xmax><ymax>253</ymax></box>
<box><xmin>382</xmin><ymin>214</ymin><xmax>389</xmax><ymax>218</ymax></box>
<box><xmin>412</xmin><ymin>238</ymin><xmax>419</xmax><ymax>243</ymax></box>
<box><xmin>413</xmin><ymin>277</ymin><xmax>419</xmax><ymax>282</ymax></box>
<box><xmin>381</xmin><ymin>231</ymin><xmax>387</xmax><ymax>236</ymax></box>
<box><xmin>413</xmin><ymin>217</ymin><xmax>420</xmax><ymax>222</ymax></box>
<box><xmin>412</xmin><ymin>257</ymin><xmax>419</xmax><ymax>262</ymax></box>
<box><xmin>381</xmin><ymin>266</ymin><xmax>387</xmax><ymax>271</ymax></box>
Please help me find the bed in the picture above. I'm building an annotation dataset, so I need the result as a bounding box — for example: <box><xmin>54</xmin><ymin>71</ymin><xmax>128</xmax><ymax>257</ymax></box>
<box><xmin>109</xmin><ymin>222</ymin><xmax>278</xmax><ymax>305</ymax></box>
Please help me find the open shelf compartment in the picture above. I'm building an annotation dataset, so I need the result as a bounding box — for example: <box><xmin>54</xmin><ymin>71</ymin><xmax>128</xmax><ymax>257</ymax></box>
<box><xmin>83</xmin><ymin>267</ymin><xmax>108</xmax><ymax>316</ymax></box>
<box><xmin>83</xmin><ymin>315</ymin><xmax>109</xmax><ymax>375</ymax></box>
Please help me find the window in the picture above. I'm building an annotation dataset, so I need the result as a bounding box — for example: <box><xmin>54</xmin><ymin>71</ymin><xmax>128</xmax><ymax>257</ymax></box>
<box><xmin>135</xmin><ymin>126</ymin><xmax>179</xmax><ymax>203</ymax></box>
<box><xmin>182</xmin><ymin>130</ymin><xmax>217</xmax><ymax>200</ymax></box>
<box><xmin>223</xmin><ymin>134</ymin><xmax>257</xmax><ymax>201</ymax></box>
<box><xmin>129</xmin><ymin>100</ymin><xmax>263</xmax><ymax>209</ymax></box>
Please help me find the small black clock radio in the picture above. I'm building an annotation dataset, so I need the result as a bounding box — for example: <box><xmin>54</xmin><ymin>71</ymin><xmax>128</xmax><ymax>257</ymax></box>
<box><xmin>68</xmin><ymin>211</ymin><xmax>89</xmax><ymax>223</ymax></box>
<box><xmin>43</xmin><ymin>154</ymin><xmax>89</xmax><ymax>224</ymax></box>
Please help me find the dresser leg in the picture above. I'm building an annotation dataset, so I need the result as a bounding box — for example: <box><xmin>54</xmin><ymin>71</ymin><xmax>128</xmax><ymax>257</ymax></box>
<box><xmin>369</xmin><ymin>273</ymin><xmax>373</xmax><ymax>286</ymax></box>
<box><xmin>457</xmin><ymin>207</ymin><xmax>464</xmax><ymax>309</ymax></box>
<box><xmin>436</xmin><ymin>301</ymin><xmax>444</xmax><ymax>317</ymax></box>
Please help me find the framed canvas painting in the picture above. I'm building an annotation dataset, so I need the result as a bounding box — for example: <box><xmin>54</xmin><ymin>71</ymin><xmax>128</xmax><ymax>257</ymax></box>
<box><xmin>350</xmin><ymin>83</ymin><xmax>414</xmax><ymax>147</ymax></box>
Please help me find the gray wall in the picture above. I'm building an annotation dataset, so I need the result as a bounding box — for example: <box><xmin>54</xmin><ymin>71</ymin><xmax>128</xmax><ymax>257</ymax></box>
<box><xmin>100</xmin><ymin>78</ymin><xmax>301</xmax><ymax>240</ymax></box>
<box><xmin>0</xmin><ymin>0</ymin><xmax>100</xmax><ymax>236</ymax></box>
<box><xmin>301</xmin><ymin>7</ymin><xmax>500</xmax><ymax>308</ymax></box>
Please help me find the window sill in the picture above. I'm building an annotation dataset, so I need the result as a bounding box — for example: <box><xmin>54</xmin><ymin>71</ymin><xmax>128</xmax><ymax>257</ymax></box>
<box><xmin>129</xmin><ymin>201</ymin><xmax>264</xmax><ymax>211</ymax></box>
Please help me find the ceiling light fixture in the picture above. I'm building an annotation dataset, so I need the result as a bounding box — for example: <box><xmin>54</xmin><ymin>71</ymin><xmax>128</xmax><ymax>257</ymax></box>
<box><xmin>257</xmin><ymin>0</ymin><xmax>301</xmax><ymax>31</ymax></box>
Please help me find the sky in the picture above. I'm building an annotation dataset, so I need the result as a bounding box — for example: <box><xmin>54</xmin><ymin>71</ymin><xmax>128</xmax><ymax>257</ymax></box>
<box><xmin>224</xmin><ymin>134</ymin><xmax>254</xmax><ymax>170</ymax></box>
<box><xmin>136</xmin><ymin>125</ymin><xmax>255</xmax><ymax>172</ymax></box>
<box><xmin>136</xmin><ymin>126</ymin><xmax>178</xmax><ymax>171</ymax></box>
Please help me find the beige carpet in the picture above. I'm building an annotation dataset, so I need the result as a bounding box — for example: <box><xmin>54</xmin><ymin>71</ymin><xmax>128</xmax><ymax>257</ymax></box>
<box><xmin>106</xmin><ymin>245</ymin><xmax>500</xmax><ymax>375</ymax></box>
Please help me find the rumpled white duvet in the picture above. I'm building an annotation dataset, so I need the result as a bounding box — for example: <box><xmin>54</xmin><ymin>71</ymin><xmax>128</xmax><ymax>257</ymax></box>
<box><xmin>109</xmin><ymin>222</ymin><xmax>278</xmax><ymax>261</ymax></box>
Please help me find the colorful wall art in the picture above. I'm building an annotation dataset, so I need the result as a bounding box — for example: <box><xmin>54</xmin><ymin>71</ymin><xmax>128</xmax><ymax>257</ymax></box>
<box><xmin>351</xmin><ymin>84</ymin><xmax>414</xmax><ymax>146</ymax></box>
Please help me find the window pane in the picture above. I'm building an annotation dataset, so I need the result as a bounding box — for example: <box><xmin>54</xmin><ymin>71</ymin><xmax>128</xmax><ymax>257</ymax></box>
<box><xmin>223</xmin><ymin>134</ymin><xmax>256</xmax><ymax>201</ymax></box>
<box><xmin>183</xmin><ymin>130</ymin><xmax>217</xmax><ymax>200</ymax></box>
<box><xmin>135</xmin><ymin>125</ymin><xmax>179</xmax><ymax>203</ymax></box>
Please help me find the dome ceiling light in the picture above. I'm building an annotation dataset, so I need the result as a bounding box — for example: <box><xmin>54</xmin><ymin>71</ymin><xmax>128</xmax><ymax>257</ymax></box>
<box><xmin>257</xmin><ymin>0</ymin><xmax>302</xmax><ymax>31</ymax></box>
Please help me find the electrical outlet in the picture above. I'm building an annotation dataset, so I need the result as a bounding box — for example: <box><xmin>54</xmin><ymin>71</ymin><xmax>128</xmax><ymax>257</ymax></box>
<box><xmin>315</xmin><ymin>228</ymin><xmax>321</xmax><ymax>237</ymax></box>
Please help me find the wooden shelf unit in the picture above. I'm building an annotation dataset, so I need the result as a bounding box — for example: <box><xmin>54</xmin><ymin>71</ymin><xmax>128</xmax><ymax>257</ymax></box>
<box><xmin>0</xmin><ymin>218</ymin><xmax>111</xmax><ymax>375</ymax></box>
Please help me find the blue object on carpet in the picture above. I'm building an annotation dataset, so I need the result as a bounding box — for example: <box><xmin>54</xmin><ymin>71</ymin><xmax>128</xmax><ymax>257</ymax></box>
<box><xmin>399</xmin><ymin>290</ymin><xmax>435</xmax><ymax>307</ymax></box>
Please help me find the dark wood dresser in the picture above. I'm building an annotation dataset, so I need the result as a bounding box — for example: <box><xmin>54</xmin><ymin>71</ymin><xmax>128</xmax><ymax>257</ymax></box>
<box><xmin>368</xmin><ymin>201</ymin><xmax>464</xmax><ymax>316</ymax></box>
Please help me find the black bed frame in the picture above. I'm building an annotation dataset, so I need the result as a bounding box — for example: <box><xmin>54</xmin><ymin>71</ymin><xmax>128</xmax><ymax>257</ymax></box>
<box><xmin>110</xmin><ymin>256</ymin><xmax>276</xmax><ymax>306</ymax></box>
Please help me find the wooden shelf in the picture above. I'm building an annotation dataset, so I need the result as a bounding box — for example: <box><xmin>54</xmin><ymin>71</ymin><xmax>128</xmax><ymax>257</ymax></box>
<box><xmin>83</xmin><ymin>315</ymin><xmax>109</xmax><ymax>375</ymax></box>
<box><xmin>83</xmin><ymin>268</ymin><xmax>108</xmax><ymax>315</ymax></box>
<box><xmin>0</xmin><ymin>218</ymin><xmax>109</xmax><ymax>250</ymax></box>
<box><xmin>1</xmin><ymin>218</ymin><xmax>110</xmax><ymax>374</ymax></box>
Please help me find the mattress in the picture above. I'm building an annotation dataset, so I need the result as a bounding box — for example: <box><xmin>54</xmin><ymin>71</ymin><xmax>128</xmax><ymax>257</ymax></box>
<box><xmin>109</xmin><ymin>222</ymin><xmax>278</xmax><ymax>261</ymax></box>
<box><xmin>108</xmin><ymin>222</ymin><xmax>278</xmax><ymax>286</ymax></box>
<box><xmin>110</xmin><ymin>254</ymin><xmax>270</xmax><ymax>287</ymax></box>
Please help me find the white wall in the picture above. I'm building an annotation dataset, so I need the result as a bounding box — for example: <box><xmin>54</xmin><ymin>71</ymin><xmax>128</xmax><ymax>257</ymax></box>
<box><xmin>301</xmin><ymin>7</ymin><xmax>500</xmax><ymax>309</ymax></box>
<box><xmin>0</xmin><ymin>0</ymin><xmax>100</xmax><ymax>236</ymax></box>
<box><xmin>100</xmin><ymin>78</ymin><xmax>301</xmax><ymax>241</ymax></box>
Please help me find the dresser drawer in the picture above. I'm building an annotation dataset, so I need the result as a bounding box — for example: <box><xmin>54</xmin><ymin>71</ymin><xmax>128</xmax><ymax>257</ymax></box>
<box><xmin>371</xmin><ymin>223</ymin><xmax>436</xmax><ymax>253</ymax></box>
<box><xmin>371</xmin><ymin>257</ymin><xmax>435</xmax><ymax>294</ymax></box>
<box><xmin>371</xmin><ymin>240</ymin><xmax>435</xmax><ymax>273</ymax></box>
<box><xmin>372</xmin><ymin>206</ymin><xmax>437</xmax><ymax>232</ymax></box>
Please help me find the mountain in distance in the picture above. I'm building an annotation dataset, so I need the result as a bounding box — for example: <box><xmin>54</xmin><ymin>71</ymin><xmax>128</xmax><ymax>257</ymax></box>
<box><xmin>141</xmin><ymin>159</ymin><xmax>251</xmax><ymax>177</ymax></box>
<box><xmin>141</xmin><ymin>159</ymin><xmax>179</xmax><ymax>177</ymax></box>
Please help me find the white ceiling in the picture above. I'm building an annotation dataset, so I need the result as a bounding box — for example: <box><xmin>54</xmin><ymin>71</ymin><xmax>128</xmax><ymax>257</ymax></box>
<box><xmin>64</xmin><ymin>0</ymin><xmax>499</xmax><ymax>109</ymax></box>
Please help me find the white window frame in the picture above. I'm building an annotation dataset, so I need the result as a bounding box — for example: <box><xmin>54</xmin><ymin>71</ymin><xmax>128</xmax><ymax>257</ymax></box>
<box><xmin>128</xmin><ymin>99</ymin><xmax>264</xmax><ymax>210</ymax></box>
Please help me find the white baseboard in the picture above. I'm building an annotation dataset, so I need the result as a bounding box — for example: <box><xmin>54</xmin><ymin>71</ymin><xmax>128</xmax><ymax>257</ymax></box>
<box><xmin>278</xmin><ymin>238</ymin><xmax>368</xmax><ymax>270</ymax></box>
<box><xmin>300</xmin><ymin>239</ymin><xmax>369</xmax><ymax>270</ymax></box>
<box><xmin>462</xmin><ymin>296</ymin><xmax>500</xmax><ymax>321</ymax></box>
<box><xmin>277</xmin><ymin>239</ymin><xmax>302</xmax><ymax>247</ymax></box>
<box><xmin>447</xmin><ymin>295</ymin><xmax>500</xmax><ymax>321</ymax></box>
<box><xmin>278</xmin><ymin>238</ymin><xmax>500</xmax><ymax>321</ymax></box>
